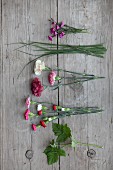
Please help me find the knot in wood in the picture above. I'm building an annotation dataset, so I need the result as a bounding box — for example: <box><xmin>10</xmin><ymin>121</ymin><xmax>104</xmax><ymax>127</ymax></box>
<box><xmin>87</xmin><ymin>149</ymin><xmax>96</xmax><ymax>158</ymax></box>
<box><xmin>25</xmin><ymin>150</ymin><xmax>33</xmax><ymax>160</ymax></box>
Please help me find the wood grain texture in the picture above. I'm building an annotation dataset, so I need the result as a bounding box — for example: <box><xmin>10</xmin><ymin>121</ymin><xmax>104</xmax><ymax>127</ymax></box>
<box><xmin>1</xmin><ymin>0</ymin><xmax>58</xmax><ymax>170</ymax></box>
<box><xmin>0</xmin><ymin>0</ymin><xmax>113</xmax><ymax>170</ymax></box>
<box><xmin>58</xmin><ymin>0</ymin><xmax>113</xmax><ymax>170</ymax></box>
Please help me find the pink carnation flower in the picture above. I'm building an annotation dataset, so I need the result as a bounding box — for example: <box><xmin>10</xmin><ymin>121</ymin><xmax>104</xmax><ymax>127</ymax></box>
<box><xmin>31</xmin><ymin>78</ymin><xmax>44</xmax><ymax>97</ymax></box>
<box><xmin>24</xmin><ymin>109</ymin><xmax>30</xmax><ymax>120</ymax></box>
<box><xmin>32</xmin><ymin>124</ymin><xmax>37</xmax><ymax>131</ymax></box>
<box><xmin>48</xmin><ymin>71</ymin><xmax>57</xmax><ymax>86</ymax></box>
<box><xmin>25</xmin><ymin>97</ymin><xmax>30</xmax><ymax>108</ymax></box>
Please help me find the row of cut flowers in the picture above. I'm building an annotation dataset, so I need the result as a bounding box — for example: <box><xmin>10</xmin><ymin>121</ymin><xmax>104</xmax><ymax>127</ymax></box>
<box><xmin>25</xmin><ymin>97</ymin><xmax>103</xmax><ymax>131</ymax></box>
<box><xmin>31</xmin><ymin>60</ymin><xmax>104</xmax><ymax>97</ymax></box>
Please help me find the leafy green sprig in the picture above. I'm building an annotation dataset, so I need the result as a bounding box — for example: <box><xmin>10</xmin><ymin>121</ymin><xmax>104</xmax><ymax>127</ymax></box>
<box><xmin>44</xmin><ymin>123</ymin><xmax>103</xmax><ymax>165</ymax></box>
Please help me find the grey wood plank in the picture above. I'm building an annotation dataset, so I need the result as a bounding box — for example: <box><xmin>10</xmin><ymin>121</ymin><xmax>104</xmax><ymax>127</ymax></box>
<box><xmin>1</xmin><ymin>0</ymin><xmax>113</xmax><ymax>170</ymax></box>
<box><xmin>0</xmin><ymin>0</ymin><xmax>3</xmax><ymax>169</ymax></box>
<box><xmin>58</xmin><ymin>0</ymin><xmax>113</xmax><ymax>170</ymax></box>
<box><xmin>28</xmin><ymin>1</ymin><xmax>59</xmax><ymax>170</ymax></box>
<box><xmin>1</xmin><ymin>0</ymin><xmax>32</xmax><ymax>169</ymax></box>
<box><xmin>58</xmin><ymin>1</ymin><xmax>89</xmax><ymax>169</ymax></box>
<box><xmin>1</xmin><ymin>0</ymin><xmax>58</xmax><ymax>170</ymax></box>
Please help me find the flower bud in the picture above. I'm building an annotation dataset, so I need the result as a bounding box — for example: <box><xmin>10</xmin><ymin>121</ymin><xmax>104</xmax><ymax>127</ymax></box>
<box><xmin>32</xmin><ymin>124</ymin><xmax>37</xmax><ymax>131</ymax></box>
<box><xmin>53</xmin><ymin>105</ymin><xmax>57</xmax><ymax>111</ymax></box>
<box><xmin>38</xmin><ymin>110</ymin><xmax>42</xmax><ymax>116</ymax></box>
<box><xmin>40</xmin><ymin>120</ymin><xmax>47</xmax><ymax>128</ymax></box>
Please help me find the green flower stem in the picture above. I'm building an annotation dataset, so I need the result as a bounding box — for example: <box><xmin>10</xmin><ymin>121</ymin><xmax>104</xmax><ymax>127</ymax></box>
<box><xmin>51</xmin><ymin>79</ymin><xmax>96</xmax><ymax>90</ymax></box>
<box><xmin>55</xmin><ymin>142</ymin><xmax>103</xmax><ymax>149</ymax></box>
<box><xmin>15</xmin><ymin>42</ymin><xmax>106</xmax><ymax>78</ymax></box>
<box><xmin>43</xmin><ymin>66</ymin><xmax>104</xmax><ymax>77</ymax></box>
<box><xmin>43</xmin><ymin>116</ymin><xmax>58</xmax><ymax>122</ymax></box>
<box><xmin>30</xmin><ymin>101</ymin><xmax>52</xmax><ymax>105</ymax></box>
<box><xmin>30</xmin><ymin>101</ymin><xmax>102</xmax><ymax>114</ymax></box>
<box><xmin>76</xmin><ymin>141</ymin><xmax>103</xmax><ymax>148</ymax></box>
<box><xmin>58</xmin><ymin>26</ymin><xmax>88</xmax><ymax>34</ymax></box>
<box><xmin>35</xmin><ymin>107</ymin><xmax>103</xmax><ymax>127</ymax></box>
<box><xmin>29</xmin><ymin>112</ymin><xmax>38</xmax><ymax>118</ymax></box>
<box><xmin>55</xmin><ymin>144</ymin><xmax>71</xmax><ymax>148</ymax></box>
<box><xmin>61</xmin><ymin>76</ymin><xmax>104</xmax><ymax>80</ymax></box>
<box><xmin>43</xmin><ymin>76</ymin><xmax>104</xmax><ymax>90</ymax></box>
<box><xmin>44</xmin><ymin>66</ymin><xmax>51</xmax><ymax>71</ymax></box>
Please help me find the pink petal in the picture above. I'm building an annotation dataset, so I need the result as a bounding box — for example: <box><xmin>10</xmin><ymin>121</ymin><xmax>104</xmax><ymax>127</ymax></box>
<box><xmin>32</xmin><ymin>124</ymin><xmax>37</xmax><ymax>131</ymax></box>
<box><xmin>54</xmin><ymin>31</ymin><xmax>57</xmax><ymax>36</ymax></box>
<box><xmin>50</xmin><ymin>28</ymin><xmax>56</xmax><ymax>34</ymax></box>
<box><xmin>61</xmin><ymin>21</ymin><xmax>65</xmax><ymax>27</ymax></box>
<box><xmin>24</xmin><ymin>109</ymin><xmax>30</xmax><ymax>116</ymax></box>
<box><xmin>56</xmin><ymin>25</ymin><xmax>60</xmax><ymax>30</ymax></box>
<box><xmin>25</xmin><ymin>115</ymin><xmax>29</xmax><ymax>120</ymax></box>
<box><xmin>48</xmin><ymin>36</ymin><xmax>53</xmax><ymax>41</ymax></box>
<box><xmin>59</xmin><ymin>32</ymin><xmax>65</xmax><ymax>38</ymax></box>
<box><xmin>25</xmin><ymin>97</ymin><xmax>30</xmax><ymax>108</ymax></box>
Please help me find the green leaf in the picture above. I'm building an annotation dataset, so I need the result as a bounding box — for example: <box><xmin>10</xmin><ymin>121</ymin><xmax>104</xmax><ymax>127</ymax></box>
<box><xmin>44</xmin><ymin>145</ymin><xmax>66</xmax><ymax>165</ymax></box>
<box><xmin>44</xmin><ymin>146</ymin><xmax>59</xmax><ymax>165</ymax></box>
<box><xmin>52</xmin><ymin>123</ymin><xmax>71</xmax><ymax>143</ymax></box>
<box><xmin>58</xmin><ymin>149</ymin><xmax>66</xmax><ymax>156</ymax></box>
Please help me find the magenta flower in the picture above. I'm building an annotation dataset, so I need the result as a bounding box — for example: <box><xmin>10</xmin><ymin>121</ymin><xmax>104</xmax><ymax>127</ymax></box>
<box><xmin>25</xmin><ymin>97</ymin><xmax>30</xmax><ymax>109</ymax></box>
<box><xmin>24</xmin><ymin>109</ymin><xmax>30</xmax><ymax>120</ymax></box>
<box><xmin>32</xmin><ymin>124</ymin><xmax>37</xmax><ymax>131</ymax></box>
<box><xmin>59</xmin><ymin>32</ymin><xmax>65</xmax><ymax>38</ymax></box>
<box><xmin>48</xmin><ymin>71</ymin><xmax>57</xmax><ymax>86</ymax></box>
<box><xmin>48</xmin><ymin>19</ymin><xmax>66</xmax><ymax>41</ymax></box>
<box><xmin>52</xmin><ymin>21</ymin><xmax>56</xmax><ymax>27</ymax></box>
<box><xmin>50</xmin><ymin>28</ymin><xmax>56</xmax><ymax>34</ymax></box>
<box><xmin>56</xmin><ymin>25</ymin><xmax>60</xmax><ymax>30</ymax></box>
<box><xmin>60</xmin><ymin>21</ymin><xmax>65</xmax><ymax>27</ymax></box>
<box><xmin>48</xmin><ymin>36</ymin><xmax>53</xmax><ymax>41</ymax></box>
<box><xmin>54</xmin><ymin>31</ymin><xmax>57</xmax><ymax>36</ymax></box>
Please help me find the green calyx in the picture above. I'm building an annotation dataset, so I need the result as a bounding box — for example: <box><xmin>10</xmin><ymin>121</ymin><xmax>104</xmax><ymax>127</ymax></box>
<box><xmin>29</xmin><ymin>112</ymin><xmax>35</xmax><ymax>117</ymax></box>
<box><xmin>55</xmin><ymin>76</ymin><xmax>61</xmax><ymax>81</ymax></box>
<box><xmin>42</xmin><ymin>106</ymin><xmax>48</xmax><ymax>111</ymax></box>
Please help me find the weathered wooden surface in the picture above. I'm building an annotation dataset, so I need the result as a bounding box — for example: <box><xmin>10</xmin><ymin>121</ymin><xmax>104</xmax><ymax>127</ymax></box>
<box><xmin>0</xmin><ymin>0</ymin><xmax>113</xmax><ymax>170</ymax></box>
